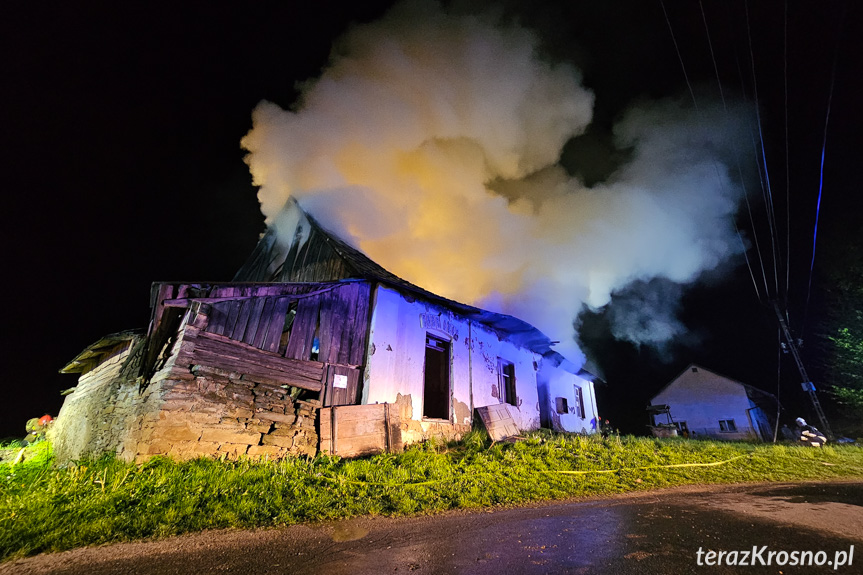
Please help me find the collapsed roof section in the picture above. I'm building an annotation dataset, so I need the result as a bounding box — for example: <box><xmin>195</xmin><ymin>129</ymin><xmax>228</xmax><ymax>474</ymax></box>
<box><xmin>60</xmin><ymin>329</ymin><xmax>144</xmax><ymax>374</ymax></box>
<box><xmin>234</xmin><ymin>198</ymin><xmax>593</xmax><ymax>378</ymax></box>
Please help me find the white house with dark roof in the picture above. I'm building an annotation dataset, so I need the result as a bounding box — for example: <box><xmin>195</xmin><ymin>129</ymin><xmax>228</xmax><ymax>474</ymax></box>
<box><xmin>649</xmin><ymin>364</ymin><xmax>777</xmax><ymax>441</ymax></box>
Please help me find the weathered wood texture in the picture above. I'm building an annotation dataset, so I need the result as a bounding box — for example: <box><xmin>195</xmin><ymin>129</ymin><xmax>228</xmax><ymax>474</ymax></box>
<box><xmin>177</xmin><ymin>329</ymin><xmax>324</xmax><ymax>392</ymax></box>
<box><xmin>143</xmin><ymin>281</ymin><xmax>372</xmax><ymax>403</ymax></box>
<box><xmin>235</xmin><ymin>223</ymin><xmax>357</xmax><ymax>284</ymax></box>
<box><xmin>319</xmin><ymin>404</ymin><xmax>403</xmax><ymax>457</ymax></box>
<box><xmin>322</xmin><ymin>364</ymin><xmax>361</xmax><ymax>407</ymax></box>
<box><xmin>150</xmin><ymin>281</ymin><xmax>370</xmax><ymax>361</ymax></box>
<box><xmin>475</xmin><ymin>404</ymin><xmax>521</xmax><ymax>442</ymax></box>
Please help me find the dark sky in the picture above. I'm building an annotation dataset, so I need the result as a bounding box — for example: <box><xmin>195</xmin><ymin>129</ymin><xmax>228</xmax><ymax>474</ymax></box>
<box><xmin>2</xmin><ymin>1</ymin><xmax>860</xmax><ymax>438</ymax></box>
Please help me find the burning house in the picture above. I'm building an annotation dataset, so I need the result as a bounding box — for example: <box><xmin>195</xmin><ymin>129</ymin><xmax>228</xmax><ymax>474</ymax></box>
<box><xmin>52</xmin><ymin>200</ymin><xmax>598</xmax><ymax>462</ymax></box>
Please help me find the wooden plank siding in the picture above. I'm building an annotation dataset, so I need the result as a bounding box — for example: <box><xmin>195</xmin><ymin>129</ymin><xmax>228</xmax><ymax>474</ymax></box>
<box><xmin>263</xmin><ymin>296</ymin><xmax>292</xmax><ymax>353</ymax></box>
<box><xmin>284</xmin><ymin>295</ymin><xmax>320</xmax><ymax>360</ymax></box>
<box><xmin>189</xmin><ymin>330</ymin><xmax>323</xmax><ymax>391</ymax></box>
<box><xmin>241</xmin><ymin>297</ymin><xmax>267</xmax><ymax>346</ymax></box>
<box><xmin>323</xmin><ymin>364</ymin><xmax>361</xmax><ymax>407</ymax></box>
<box><xmin>319</xmin><ymin>404</ymin><xmax>403</xmax><ymax>457</ymax></box>
<box><xmin>144</xmin><ymin>281</ymin><xmax>373</xmax><ymax>406</ymax></box>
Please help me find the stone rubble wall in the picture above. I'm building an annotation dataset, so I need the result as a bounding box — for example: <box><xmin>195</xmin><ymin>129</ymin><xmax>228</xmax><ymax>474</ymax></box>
<box><xmin>391</xmin><ymin>393</ymin><xmax>471</xmax><ymax>447</ymax></box>
<box><xmin>52</xmin><ymin>326</ymin><xmax>321</xmax><ymax>464</ymax></box>
<box><xmin>130</xmin><ymin>364</ymin><xmax>320</xmax><ymax>463</ymax></box>
<box><xmin>51</xmin><ymin>343</ymin><xmax>147</xmax><ymax>462</ymax></box>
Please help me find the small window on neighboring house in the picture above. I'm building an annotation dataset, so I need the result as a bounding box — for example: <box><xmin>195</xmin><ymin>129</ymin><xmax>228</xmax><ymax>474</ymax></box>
<box><xmin>719</xmin><ymin>419</ymin><xmax>737</xmax><ymax>432</ymax></box>
<box><xmin>573</xmin><ymin>386</ymin><xmax>586</xmax><ymax>419</ymax></box>
<box><xmin>691</xmin><ymin>367</ymin><xmax>698</xmax><ymax>373</ymax></box>
<box><xmin>555</xmin><ymin>397</ymin><xmax>568</xmax><ymax>414</ymax></box>
<box><xmin>498</xmin><ymin>359</ymin><xmax>516</xmax><ymax>406</ymax></box>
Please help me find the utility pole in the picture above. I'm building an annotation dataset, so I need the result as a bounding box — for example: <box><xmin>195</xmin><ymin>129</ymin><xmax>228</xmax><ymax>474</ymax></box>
<box><xmin>773</xmin><ymin>301</ymin><xmax>833</xmax><ymax>438</ymax></box>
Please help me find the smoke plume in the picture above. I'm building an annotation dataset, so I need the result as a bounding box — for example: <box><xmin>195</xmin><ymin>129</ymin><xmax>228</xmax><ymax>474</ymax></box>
<box><xmin>241</xmin><ymin>0</ymin><xmax>751</xmax><ymax>365</ymax></box>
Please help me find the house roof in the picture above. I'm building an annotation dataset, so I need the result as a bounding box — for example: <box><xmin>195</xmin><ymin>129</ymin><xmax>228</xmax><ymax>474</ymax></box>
<box><xmin>234</xmin><ymin>199</ymin><xmax>594</xmax><ymax>376</ymax></box>
<box><xmin>650</xmin><ymin>363</ymin><xmax>779</xmax><ymax>406</ymax></box>
<box><xmin>60</xmin><ymin>329</ymin><xmax>144</xmax><ymax>374</ymax></box>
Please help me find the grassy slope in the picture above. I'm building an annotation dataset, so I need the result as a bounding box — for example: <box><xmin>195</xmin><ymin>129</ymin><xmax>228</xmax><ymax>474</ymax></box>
<box><xmin>2</xmin><ymin>432</ymin><xmax>862</xmax><ymax>561</ymax></box>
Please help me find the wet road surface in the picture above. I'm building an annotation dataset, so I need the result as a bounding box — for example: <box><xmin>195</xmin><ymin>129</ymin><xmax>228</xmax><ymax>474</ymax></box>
<box><xmin>4</xmin><ymin>480</ymin><xmax>862</xmax><ymax>574</ymax></box>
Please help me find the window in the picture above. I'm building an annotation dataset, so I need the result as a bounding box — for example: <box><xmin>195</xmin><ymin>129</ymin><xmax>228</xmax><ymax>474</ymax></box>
<box><xmin>497</xmin><ymin>359</ymin><xmax>516</xmax><ymax>406</ymax></box>
<box><xmin>718</xmin><ymin>419</ymin><xmax>737</xmax><ymax>432</ymax></box>
<box><xmin>555</xmin><ymin>397</ymin><xmax>568</xmax><ymax>414</ymax></box>
<box><xmin>423</xmin><ymin>334</ymin><xmax>451</xmax><ymax>419</ymax></box>
<box><xmin>573</xmin><ymin>386</ymin><xmax>585</xmax><ymax>418</ymax></box>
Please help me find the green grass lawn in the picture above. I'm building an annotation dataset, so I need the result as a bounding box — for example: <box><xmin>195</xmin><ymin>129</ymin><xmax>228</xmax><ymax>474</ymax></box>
<box><xmin>2</xmin><ymin>432</ymin><xmax>862</xmax><ymax>562</ymax></box>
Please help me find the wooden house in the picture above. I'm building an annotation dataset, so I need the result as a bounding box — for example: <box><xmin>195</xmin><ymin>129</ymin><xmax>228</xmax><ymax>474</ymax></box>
<box><xmin>648</xmin><ymin>364</ymin><xmax>777</xmax><ymax>441</ymax></box>
<box><xmin>52</xmin><ymin>200</ymin><xmax>598</xmax><ymax>462</ymax></box>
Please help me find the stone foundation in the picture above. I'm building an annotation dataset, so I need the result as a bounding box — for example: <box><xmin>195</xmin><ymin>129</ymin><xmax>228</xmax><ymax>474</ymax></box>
<box><xmin>52</xmin><ymin>330</ymin><xmax>320</xmax><ymax>464</ymax></box>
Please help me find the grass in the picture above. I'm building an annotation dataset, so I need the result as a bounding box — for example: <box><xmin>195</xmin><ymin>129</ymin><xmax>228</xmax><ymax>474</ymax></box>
<box><xmin>2</xmin><ymin>432</ymin><xmax>863</xmax><ymax>562</ymax></box>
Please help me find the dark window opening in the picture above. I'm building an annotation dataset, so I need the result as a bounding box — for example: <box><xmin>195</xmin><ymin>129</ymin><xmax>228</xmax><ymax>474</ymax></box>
<box><xmin>423</xmin><ymin>334</ymin><xmax>450</xmax><ymax>419</ymax></box>
<box><xmin>555</xmin><ymin>397</ymin><xmax>568</xmax><ymax>414</ymax></box>
<box><xmin>309</xmin><ymin>310</ymin><xmax>321</xmax><ymax>362</ymax></box>
<box><xmin>718</xmin><ymin>419</ymin><xmax>737</xmax><ymax>432</ymax></box>
<box><xmin>498</xmin><ymin>359</ymin><xmax>516</xmax><ymax>406</ymax></box>
<box><xmin>573</xmin><ymin>386</ymin><xmax>585</xmax><ymax>418</ymax></box>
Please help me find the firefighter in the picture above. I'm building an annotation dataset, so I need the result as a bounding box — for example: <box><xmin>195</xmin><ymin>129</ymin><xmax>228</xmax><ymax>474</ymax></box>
<box><xmin>22</xmin><ymin>415</ymin><xmax>53</xmax><ymax>446</ymax></box>
<box><xmin>795</xmin><ymin>417</ymin><xmax>827</xmax><ymax>447</ymax></box>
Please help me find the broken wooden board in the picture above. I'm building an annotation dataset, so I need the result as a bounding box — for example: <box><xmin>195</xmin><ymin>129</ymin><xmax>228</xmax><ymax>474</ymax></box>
<box><xmin>320</xmin><ymin>403</ymin><xmax>402</xmax><ymax>457</ymax></box>
<box><xmin>475</xmin><ymin>404</ymin><xmax>521</xmax><ymax>442</ymax></box>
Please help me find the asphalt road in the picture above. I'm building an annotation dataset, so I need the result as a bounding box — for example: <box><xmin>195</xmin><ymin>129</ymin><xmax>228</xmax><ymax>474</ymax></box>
<box><xmin>5</xmin><ymin>481</ymin><xmax>862</xmax><ymax>575</ymax></box>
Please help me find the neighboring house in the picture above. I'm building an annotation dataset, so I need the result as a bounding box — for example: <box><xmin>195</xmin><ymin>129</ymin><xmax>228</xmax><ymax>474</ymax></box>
<box><xmin>52</xmin><ymin>200</ymin><xmax>598</xmax><ymax>462</ymax></box>
<box><xmin>649</xmin><ymin>364</ymin><xmax>778</xmax><ymax>441</ymax></box>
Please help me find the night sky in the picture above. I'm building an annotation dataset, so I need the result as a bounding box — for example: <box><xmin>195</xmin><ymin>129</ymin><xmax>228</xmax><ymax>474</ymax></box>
<box><xmin>2</xmin><ymin>1</ymin><xmax>860</xmax><ymax>439</ymax></box>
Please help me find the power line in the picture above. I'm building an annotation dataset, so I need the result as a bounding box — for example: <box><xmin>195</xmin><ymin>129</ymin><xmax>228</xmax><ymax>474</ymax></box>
<box><xmin>744</xmin><ymin>0</ymin><xmax>781</xmax><ymax>297</ymax></box>
<box><xmin>801</xmin><ymin>2</ymin><xmax>845</xmax><ymax>339</ymax></box>
<box><xmin>699</xmin><ymin>0</ymin><xmax>768</xmax><ymax>300</ymax></box>
<box><xmin>783</xmin><ymin>0</ymin><xmax>791</xmax><ymax>300</ymax></box>
<box><xmin>660</xmin><ymin>0</ymin><xmax>698</xmax><ymax>111</ymax></box>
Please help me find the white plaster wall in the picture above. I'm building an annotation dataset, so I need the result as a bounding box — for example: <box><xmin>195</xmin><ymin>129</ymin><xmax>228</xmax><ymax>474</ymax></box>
<box><xmin>363</xmin><ymin>285</ymin><xmax>542</xmax><ymax>430</ymax></box>
<box><xmin>652</xmin><ymin>368</ymin><xmax>758</xmax><ymax>439</ymax></box>
<box><xmin>538</xmin><ymin>361</ymin><xmax>599</xmax><ymax>434</ymax></box>
<box><xmin>363</xmin><ymin>285</ymin><xmax>473</xmax><ymax>425</ymax></box>
<box><xmin>468</xmin><ymin>323</ymin><xmax>541</xmax><ymax>431</ymax></box>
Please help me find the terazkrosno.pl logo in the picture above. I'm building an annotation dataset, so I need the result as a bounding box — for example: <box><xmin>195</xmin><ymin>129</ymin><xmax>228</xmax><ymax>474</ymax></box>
<box><xmin>696</xmin><ymin>545</ymin><xmax>854</xmax><ymax>569</ymax></box>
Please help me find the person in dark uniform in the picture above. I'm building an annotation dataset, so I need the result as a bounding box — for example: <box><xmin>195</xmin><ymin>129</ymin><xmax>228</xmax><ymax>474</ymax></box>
<box><xmin>794</xmin><ymin>417</ymin><xmax>827</xmax><ymax>447</ymax></box>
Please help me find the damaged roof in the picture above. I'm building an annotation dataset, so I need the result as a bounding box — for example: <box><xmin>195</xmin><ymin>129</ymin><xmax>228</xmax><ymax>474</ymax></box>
<box><xmin>60</xmin><ymin>329</ymin><xmax>144</xmax><ymax>374</ymax></box>
<box><xmin>234</xmin><ymin>199</ymin><xmax>593</xmax><ymax>377</ymax></box>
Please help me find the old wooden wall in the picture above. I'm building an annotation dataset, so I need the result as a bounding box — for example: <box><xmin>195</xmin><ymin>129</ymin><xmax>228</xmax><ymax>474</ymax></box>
<box><xmin>145</xmin><ymin>280</ymin><xmax>371</xmax><ymax>408</ymax></box>
<box><xmin>319</xmin><ymin>404</ymin><xmax>403</xmax><ymax>457</ymax></box>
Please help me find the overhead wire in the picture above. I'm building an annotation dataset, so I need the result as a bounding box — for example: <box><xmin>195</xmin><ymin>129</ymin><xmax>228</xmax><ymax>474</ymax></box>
<box><xmin>801</xmin><ymin>19</ymin><xmax>842</xmax><ymax>338</ymax></box>
<box><xmin>729</xmin><ymin>36</ymin><xmax>775</xmax><ymax>300</ymax></box>
<box><xmin>662</xmin><ymin>0</ymin><xmax>773</xmax><ymax>301</ymax></box>
<box><xmin>660</xmin><ymin>0</ymin><xmax>698</xmax><ymax>110</ymax></box>
<box><xmin>744</xmin><ymin>0</ymin><xmax>782</xmax><ymax>299</ymax></box>
<box><xmin>698</xmin><ymin>0</ymin><xmax>766</xmax><ymax>301</ymax></box>
<box><xmin>783</xmin><ymin>1</ymin><xmax>791</xmax><ymax>300</ymax></box>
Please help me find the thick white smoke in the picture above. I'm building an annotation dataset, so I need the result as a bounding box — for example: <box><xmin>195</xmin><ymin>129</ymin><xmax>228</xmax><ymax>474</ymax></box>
<box><xmin>241</xmin><ymin>0</ymin><xmax>750</xmax><ymax>365</ymax></box>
